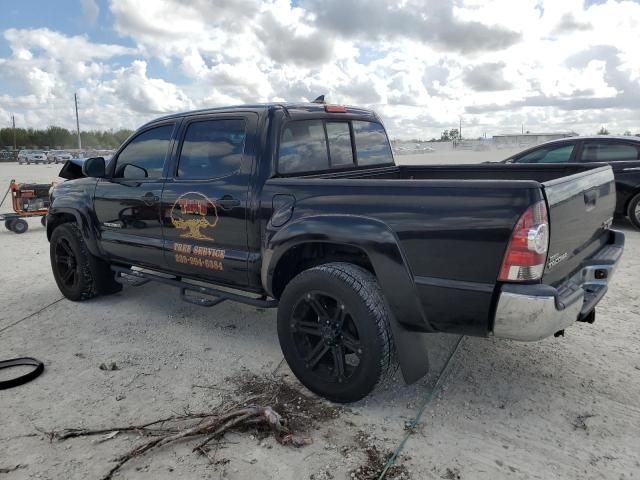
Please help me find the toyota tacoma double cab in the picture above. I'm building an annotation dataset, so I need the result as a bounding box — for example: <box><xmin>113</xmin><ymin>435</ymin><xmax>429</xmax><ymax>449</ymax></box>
<box><xmin>47</xmin><ymin>102</ymin><xmax>624</xmax><ymax>402</ymax></box>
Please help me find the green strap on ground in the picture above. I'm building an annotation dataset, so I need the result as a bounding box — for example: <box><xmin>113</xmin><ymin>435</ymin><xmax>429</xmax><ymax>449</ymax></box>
<box><xmin>378</xmin><ymin>336</ymin><xmax>465</xmax><ymax>480</ymax></box>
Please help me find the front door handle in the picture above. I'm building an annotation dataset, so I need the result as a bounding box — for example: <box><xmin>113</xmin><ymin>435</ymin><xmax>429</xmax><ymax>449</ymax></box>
<box><xmin>141</xmin><ymin>192</ymin><xmax>159</xmax><ymax>206</ymax></box>
<box><xmin>216</xmin><ymin>195</ymin><xmax>240</xmax><ymax>210</ymax></box>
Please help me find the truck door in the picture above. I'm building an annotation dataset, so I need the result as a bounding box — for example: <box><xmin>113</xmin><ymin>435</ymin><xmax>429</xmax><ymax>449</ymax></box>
<box><xmin>93</xmin><ymin>122</ymin><xmax>176</xmax><ymax>267</ymax></box>
<box><xmin>160</xmin><ymin>114</ymin><xmax>256</xmax><ymax>288</ymax></box>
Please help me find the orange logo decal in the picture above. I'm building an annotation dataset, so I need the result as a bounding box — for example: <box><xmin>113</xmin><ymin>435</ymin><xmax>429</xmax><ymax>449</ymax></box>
<box><xmin>170</xmin><ymin>192</ymin><xmax>218</xmax><ymax>241</ymax></box>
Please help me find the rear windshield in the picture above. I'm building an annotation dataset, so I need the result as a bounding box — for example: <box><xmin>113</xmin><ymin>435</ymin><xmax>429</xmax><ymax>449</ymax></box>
<box><xmin>278</xmin><ymin>119</ymin><xmax>393</xmax><ymax>174</ymax></box>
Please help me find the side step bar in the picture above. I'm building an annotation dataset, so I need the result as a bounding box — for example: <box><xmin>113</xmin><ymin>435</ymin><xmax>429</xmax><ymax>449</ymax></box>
<box><xmin>111</xmin><ymin>265</ymin><xmax>278</xmax><ymax>309</ymax></box>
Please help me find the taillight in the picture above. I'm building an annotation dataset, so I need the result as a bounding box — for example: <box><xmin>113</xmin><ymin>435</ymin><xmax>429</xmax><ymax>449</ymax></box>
<box><xmin>499</xmin><ymin>200</ymin><xmax>549</xmax><ymax>281</ymax></box>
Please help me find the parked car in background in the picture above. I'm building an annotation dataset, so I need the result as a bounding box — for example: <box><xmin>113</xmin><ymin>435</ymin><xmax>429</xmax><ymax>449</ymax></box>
<box><xmin>17</xmin><ymin>150</ymin><xmax>48</xmax><ymax>164</ymax></box>
<box><xmin>47</xmin><ymin>150</ymin><xmax>73</xmax><ymax>164</ymax></box>
<box><xmin>502</xmin><ymin>136</ymin><xmax>640</xmax><ymax>229</ymax></box>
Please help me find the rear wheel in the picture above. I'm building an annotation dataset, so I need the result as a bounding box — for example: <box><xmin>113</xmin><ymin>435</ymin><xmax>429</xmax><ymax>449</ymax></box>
<box><xmin>4</xmin><ymin>219</ymin><xmax>14</xmax><ymax>231</ymax></box>
<box><xmin>277</xmin><ymin>262</ymin><xmax>396</xmax><ymax>403</ymax></box>
<box><xmin>50</xmin><ymin>223</ymin><xmax>121</xmax><ymax>301</ymax></box>
<box><xmin>12</xmin><ymin>219</ymin><xmax>28</xmax><ymax>234</ymax></box>
<box><xmin>627</xmin><ymin>192</ymin><xmax>640</xmax><ymax>230</ymax></box>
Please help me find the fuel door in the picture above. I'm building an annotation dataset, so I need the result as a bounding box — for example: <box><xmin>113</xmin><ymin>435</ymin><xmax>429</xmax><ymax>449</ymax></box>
<box><xmin>271</xmin><ymin>194</ymin><xmax>296</xmax><ymax>227</ymax></box>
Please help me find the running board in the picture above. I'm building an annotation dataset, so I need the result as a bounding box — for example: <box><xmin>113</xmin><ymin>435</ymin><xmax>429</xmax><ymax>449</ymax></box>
<box><xmin>110</xmin><ymin>265</ymin><xmax>278</xmax><ymax>309</ymax></box>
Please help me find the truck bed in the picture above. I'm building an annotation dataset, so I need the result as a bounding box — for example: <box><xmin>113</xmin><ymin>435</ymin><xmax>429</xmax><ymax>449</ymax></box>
<box><xmin>265</xmin><ymin>162</ymin><xmax>616</xmax><ymax>336</ymax></box>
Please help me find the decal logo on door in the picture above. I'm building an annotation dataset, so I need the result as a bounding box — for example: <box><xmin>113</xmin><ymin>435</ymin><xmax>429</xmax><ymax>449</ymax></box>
<box><xmin>170</xmin><ymin>192</ymin><xmax>218</xmax><ymax>241</ymax></box>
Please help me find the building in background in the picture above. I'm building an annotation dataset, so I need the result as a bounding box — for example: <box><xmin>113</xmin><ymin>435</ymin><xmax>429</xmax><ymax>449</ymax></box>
<box><xmin>492</xmin><ymin>132</ymin><xmax>577</xmax><ymax>149</ymax></box>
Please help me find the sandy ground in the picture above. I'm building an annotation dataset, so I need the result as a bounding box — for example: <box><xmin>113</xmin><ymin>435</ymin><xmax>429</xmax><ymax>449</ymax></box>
<box><xmin>0</xmin><ymin>159</ymin><xmax>638</xmax><ymax>480</ymax></box>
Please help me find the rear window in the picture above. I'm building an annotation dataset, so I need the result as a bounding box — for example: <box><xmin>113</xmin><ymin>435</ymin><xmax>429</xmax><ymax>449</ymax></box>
<box><xmin>278</xmin><ymin>119</ymin><xmax>392</xmax><ymax>174</ymax></box>
<box><xmin>581</xmin><ymin>142</ymin><xmax>640</xmax><ymax>162</ymax></box>
<box><xmin>326</xmin><ymin>122</ymin><xmax>354</xmax><ymax>166</ymax></box>
<box><xmin>352</xmin><ymin>121</ymin><xmax>394</xmax><ymax>166</ymax></box>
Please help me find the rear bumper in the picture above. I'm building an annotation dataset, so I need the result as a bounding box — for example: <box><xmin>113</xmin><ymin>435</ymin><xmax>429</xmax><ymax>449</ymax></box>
<box><xmin>492</xmin><ymin>230</ymin><xmax>624</xmax><ymax>341</ymax></box>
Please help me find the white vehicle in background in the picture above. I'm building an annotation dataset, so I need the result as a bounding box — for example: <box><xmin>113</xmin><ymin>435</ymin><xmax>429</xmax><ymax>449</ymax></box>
<box><xmin>17</xmin><ymin>150</ymin><xmax>48</xmax><ymax>164</ymax></box>
<box><xmin>47</xmin><ymin>150</ymin><xmax>73</xmax><ymax>164</ymax></box>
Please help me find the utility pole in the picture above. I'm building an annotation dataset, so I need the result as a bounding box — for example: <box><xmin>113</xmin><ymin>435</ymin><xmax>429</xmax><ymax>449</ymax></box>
<box><xmin>521</xmin><ymin>124</ymin><xmax>524</xmax><ymax>134</ymax></box>
<box><xmin>74</xmin><ymin>93</ymin><xmax>82</xmax><ymax>150</ymax></box>
<box><xmin>11</xmin><ymin>114</ymin><xmax>16</xmax><ymax>150</ymax></box>
<box><xmin>459</xmin><ymin>117</ymin><xmax>462</xmax><ymax>139</ymax></box>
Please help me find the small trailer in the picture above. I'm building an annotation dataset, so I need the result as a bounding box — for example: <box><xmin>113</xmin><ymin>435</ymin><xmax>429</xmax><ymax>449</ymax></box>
<box><xmin>0</xmin><ymin>180</ymin><xmax>52</xmax><ymax>234</ymax></box>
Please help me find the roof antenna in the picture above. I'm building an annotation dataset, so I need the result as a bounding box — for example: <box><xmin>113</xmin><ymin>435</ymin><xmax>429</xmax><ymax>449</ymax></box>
<box><xmin>312</xmin><ymin>95</ymin><xmax>325</xmax><ymax>104</ymax></box>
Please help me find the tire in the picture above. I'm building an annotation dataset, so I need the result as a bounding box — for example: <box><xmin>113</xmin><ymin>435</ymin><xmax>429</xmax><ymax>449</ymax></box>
<box><xmin>627</xmin><ymin>192</ymin><xmax>640</xmax><ymax>230</ymax></box>
<box><xmin>50</xmin><ymin>223</ymin><xmax>122</xmax><ymax>301</ymax></box>
<box><xmin>41</xmin><ymin>216</ymin><xmax>46</xmax><ymax>227</ymax></box>
<box><xmin>277</xmin><ymin>262</ymin><xmax>396</xmax><ymax>403</ymax></box>
<box><xmin>5</xmin><ymin>219</ymin><xmax>14</xmax><ymax>231</ymax></box>
<box><xmin>12</xmin><ymin>219</ymin><xmax>28</xmax><ymax>234</ymax></box>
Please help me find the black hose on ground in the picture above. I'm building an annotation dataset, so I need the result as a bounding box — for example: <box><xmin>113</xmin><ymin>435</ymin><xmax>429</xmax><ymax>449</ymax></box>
<box><xmin>0</xmin><ymin>357</ymin><xmax>44</xmax><ymax>390</ymax></box>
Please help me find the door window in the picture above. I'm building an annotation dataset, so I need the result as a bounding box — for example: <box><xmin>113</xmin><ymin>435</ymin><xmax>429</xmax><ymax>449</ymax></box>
<box><xmin>352</xmin><ymin>121</ymin><xmax>394</xmax><ymax>166</ymax></box>
<box><xmin>580</xmin><ymin>142</ymin><xmax>640</xmax><ymax>162</ymax></box>
<box><xmin>113</xmin><ymin>125</ymin><xmax>174</xmax><ymax>179</ymax></box>
<box><xmin>514</xmin><ymin>144</ymin><xmax>575</xmax><ymax>163</ymax></box>
<box><xmin>177</xmin><ymin>119</ymin><xmax>246</xmax><ymax>178</ymax></box>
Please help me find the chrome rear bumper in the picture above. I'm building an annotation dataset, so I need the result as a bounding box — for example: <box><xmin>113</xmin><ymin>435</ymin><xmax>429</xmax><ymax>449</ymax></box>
<box><xmin>492</xmin><ymin>230</ymin><xmax>624</xmax><ymax>341</ymax></box>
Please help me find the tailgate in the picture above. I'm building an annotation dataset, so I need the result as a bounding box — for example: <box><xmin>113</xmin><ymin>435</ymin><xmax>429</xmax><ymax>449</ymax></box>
<box><xmin>542</xmin><ymin>166</ymin><xmax>616</xmax><ymax>286</ymax></box>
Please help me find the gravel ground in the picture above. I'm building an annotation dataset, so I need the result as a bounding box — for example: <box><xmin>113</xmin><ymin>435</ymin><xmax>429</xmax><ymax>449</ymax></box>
<box><xmin>0</xmin><ymin>160</ymin><xmax>638</xmax><ymax>480</ymax></box>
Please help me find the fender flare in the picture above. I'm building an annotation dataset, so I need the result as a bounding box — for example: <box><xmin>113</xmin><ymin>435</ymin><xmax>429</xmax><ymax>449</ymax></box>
<box><xmin>263</xmin><ymin>214</ymin><xmax>433</xmax><ymax>384</ymax></box>
<box><xmin>47</xmin><ymin>206</ymin><xmax>102</xmax><ymax>257</ymax></box>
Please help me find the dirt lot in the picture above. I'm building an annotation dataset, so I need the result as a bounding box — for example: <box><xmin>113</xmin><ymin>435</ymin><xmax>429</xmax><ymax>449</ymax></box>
<box><xmin>1</xmin><ymin>160</ymin><xmax>639</xmax><ymax>480</ymax></box>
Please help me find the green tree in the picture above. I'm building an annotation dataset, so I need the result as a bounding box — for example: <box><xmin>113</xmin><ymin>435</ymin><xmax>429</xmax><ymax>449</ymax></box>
<box><xmin>597</xmin><ymin>127</ymin><xmax>610</xmax><ymax>135</ymax></box>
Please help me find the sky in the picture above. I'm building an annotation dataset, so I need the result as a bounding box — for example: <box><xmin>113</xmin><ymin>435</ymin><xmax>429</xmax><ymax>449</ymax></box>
<box><xmin>0</xmin><ymin>0</ymin><xmax>639</xmax><ymax>139</ymax></box>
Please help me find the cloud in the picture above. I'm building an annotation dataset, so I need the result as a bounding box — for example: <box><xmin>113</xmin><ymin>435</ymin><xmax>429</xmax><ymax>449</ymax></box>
<box><xmin>552</xmin><ymin>13</ymin><xmax>592</xmax><ymax>34</ymax></box>
<box><xmin>111</xmin><ymin>60</ymin><xmax>192</xmax><ymax>114</ymax></box>
<box><xmin>80</xmin><ymin>0</ymin><xmax>100</xmax><ymax>24</ymax></box>
<box><xmin>463</xmin><ymin>62</ymin><xmax>512</xmax><ymax>92</ymax></box>
<box><xmin>303</xmin><ymin>0</ymin><xmax>521</xmax><ymax>53</ymax></box>
<box><xmin>255</xmin><ymin>11</ymin><xmax>334</xmax><ymax>66</ymax></box>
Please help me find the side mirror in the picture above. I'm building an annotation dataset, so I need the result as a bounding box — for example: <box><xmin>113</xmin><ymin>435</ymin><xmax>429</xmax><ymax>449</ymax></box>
<box><xmin>82</xmin><ymin>157</ymin><xmax>106</xmax><ymax>178</ymax></box>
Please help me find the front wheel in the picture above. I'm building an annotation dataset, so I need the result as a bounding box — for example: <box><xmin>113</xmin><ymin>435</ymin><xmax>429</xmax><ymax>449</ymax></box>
<box><xmin>627</xmin><ymin>192</ymin><xmax>640</xmax><ymax>230</ymax></box>
<box><xmin>50</xmin><ymin>223</ymin><xmax>121</xmax><ymax>301</ymax></box>
<box><xmin>277</xmin><ymin>263</ymin><xmax>396</xmax><ymax>403</ymax></box>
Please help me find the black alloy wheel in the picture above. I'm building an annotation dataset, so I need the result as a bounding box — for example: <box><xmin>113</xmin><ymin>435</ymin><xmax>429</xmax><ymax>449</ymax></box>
<box><xmin>54</xmin><ymin>237</ymin><xmax>80</xmax><ymax>290</ymax></box>
<box><xmin>278</xmin><ymin>263</ymin><xmax>396</xmax><ymax>403</ymax></box>
<box><xmin>290</xmin><ymin>291</ymin><xmax>363</xmax><ymax>384</ymax></box>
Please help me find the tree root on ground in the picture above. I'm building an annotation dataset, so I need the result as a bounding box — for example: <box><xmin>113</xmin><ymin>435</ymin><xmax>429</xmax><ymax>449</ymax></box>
<box><xmin>48</xmin><ymin>403</ymin><xmax>308</xmax><ymax>480</ymax></box>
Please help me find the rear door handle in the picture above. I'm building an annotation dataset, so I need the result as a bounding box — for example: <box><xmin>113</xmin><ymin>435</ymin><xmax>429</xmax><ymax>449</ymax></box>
<box><xmin>141</xmin><ymin>192</ymin><xmax>159</xmax><ymax>206</ymax></box>
<box><xmin>584</xmin><ymin>189</ymin><xmax>597</xmax><ymax>211</ymax></box>
<box><xmin>216</xmin><ymin>195</ymin><xmax>240</xmax><ymax>210</ymax></box>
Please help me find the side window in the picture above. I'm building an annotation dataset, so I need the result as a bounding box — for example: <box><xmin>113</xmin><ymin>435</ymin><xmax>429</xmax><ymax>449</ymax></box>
<box><xmin>326</xmin><ymin>122</ymin><xmax>354</xmax><ymax>166</ymax></box>
<box><xmin>114</xmin><ymin>125</ymin><xmax>173</xmax><ymax>179</ymax></box>
<box><xmin>352</xmin><ymin>121</ymin><xmax>394</xmax><ymax>166</ymax></box>
<box><xmin>581</xmin><ymin>142</ymin><xmax>640</xmax><ymax>162</ymax></box>
<box><xmin>278</xmin><ymin>120</ymin><xmax>328</xmax><ymax>174</ymax></box>
<box><xmin>515</xmin><ymin>144</ymin><xmax>575</xmax><ymax>164</ymax></box>
<box><xmin>177</xmin><ymin>119</ymin><xmax>246</xmax><ymax>178</ymax></box>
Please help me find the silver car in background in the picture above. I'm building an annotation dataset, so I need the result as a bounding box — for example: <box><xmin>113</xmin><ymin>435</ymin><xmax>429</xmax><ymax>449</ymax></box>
<box><xmin>47</xmin><ymin>150</ymin><xmax>73</xmax><ymax>164</ymax></box>
<box><xmin>17</xmin><ymin>150</ymin><xmax>48</xmax><ymax>164</ymax></box>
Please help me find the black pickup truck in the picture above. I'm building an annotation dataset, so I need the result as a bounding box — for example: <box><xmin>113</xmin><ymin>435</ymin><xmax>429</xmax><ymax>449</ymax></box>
<box><xmin>48</xmin><ymin>102</ymin><xmax>624</xmax><ymax>402</ymax></box>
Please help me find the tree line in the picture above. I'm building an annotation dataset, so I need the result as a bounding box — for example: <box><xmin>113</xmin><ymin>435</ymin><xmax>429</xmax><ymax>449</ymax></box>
<box><xmin>0</xmin><ymin>126</ymin><xmax>134</xmax><ymax>150</ymax></box>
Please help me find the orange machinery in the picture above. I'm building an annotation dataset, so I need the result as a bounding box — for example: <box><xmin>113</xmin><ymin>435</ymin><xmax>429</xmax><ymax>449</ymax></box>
<box><xmin>0</xmin><ymin>180</ymin><xmax>52</xmax><ymax>234</ymax></box>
